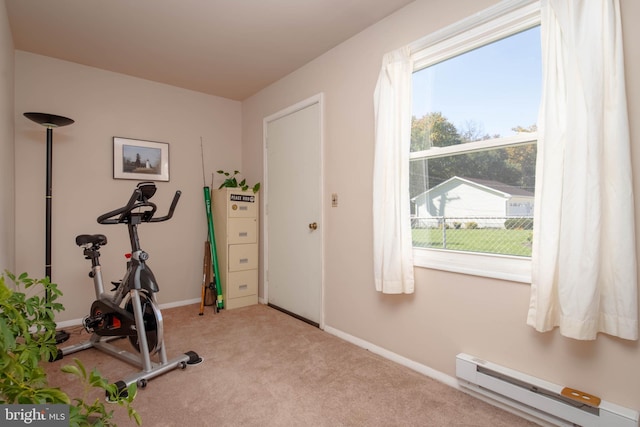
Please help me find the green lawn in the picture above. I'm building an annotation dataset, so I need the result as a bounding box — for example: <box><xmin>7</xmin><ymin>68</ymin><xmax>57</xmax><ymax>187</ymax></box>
<box><xmin>412</xmin><ymin>227</ymin><xmax>532</xmax><ymax>257</ymax></box>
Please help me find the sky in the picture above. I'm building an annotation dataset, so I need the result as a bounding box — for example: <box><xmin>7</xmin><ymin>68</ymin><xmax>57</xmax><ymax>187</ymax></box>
<box><xmin>412</xmin><ymin>26</ymin><xmax>541</xmax><ymax>139</ymax></box>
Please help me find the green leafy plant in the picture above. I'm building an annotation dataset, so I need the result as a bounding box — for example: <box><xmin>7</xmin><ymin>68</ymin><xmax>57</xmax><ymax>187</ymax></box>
<box><xmin>0</xmin><ymin>271</ymin><xmax>141</xmax><ymax>426</ymax></box>
<box><xmin>216</xmin><ymin>170</ymin><xmax>260</xmax><ymax>193</ymax></box>
<box><xmin>63</xmin><ymin>359</ymin><xmax>139</xmax><ymax>426</ymax></box>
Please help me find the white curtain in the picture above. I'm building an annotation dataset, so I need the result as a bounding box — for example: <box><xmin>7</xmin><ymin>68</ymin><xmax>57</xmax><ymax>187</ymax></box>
<box><xmin>528</xmin><ymin>0</ymin><xmax>638</xmax><ymax>340</ymax></box>
<box><xmin>372</xmin><ymin>46</ymin><xmax>415</xmax><ymax>294</ymax></box>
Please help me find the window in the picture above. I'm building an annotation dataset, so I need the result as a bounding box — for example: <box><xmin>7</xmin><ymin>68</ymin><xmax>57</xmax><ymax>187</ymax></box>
<box><xmin>409</xmin><ymin>1</ymin><xmax>541</xmax><ymax>282</ymax></box>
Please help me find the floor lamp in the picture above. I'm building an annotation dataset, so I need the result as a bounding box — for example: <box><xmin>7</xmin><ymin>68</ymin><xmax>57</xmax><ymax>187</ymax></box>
<box><xmin>24</xmin><ymin>112</ymin><xmax>75</xmax><ymax>344</ymax></box>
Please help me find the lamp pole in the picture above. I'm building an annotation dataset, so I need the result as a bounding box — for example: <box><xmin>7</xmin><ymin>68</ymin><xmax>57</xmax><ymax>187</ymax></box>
<box><xmin>24</xmin><ymin>112</ymin><xmax>75</xmax><ymax>343</ymax></box>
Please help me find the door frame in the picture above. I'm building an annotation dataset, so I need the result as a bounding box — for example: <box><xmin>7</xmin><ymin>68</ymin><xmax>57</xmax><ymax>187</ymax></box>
<box><xmin>262</xmin><ymin>93</ymin><xmax>325</xmax><ymax>329</ymax></box>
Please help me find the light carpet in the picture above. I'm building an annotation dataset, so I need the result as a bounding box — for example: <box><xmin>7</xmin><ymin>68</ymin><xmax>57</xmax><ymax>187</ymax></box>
<box><xmin>46</xmin><ymin>303</ymin><xmax>539</xmax><ymax>426</ymax></box>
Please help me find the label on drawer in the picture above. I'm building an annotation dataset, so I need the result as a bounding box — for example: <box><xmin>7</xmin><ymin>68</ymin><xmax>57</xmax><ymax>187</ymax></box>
<box><xmin>228</xmin><ymin>243</ymin><xmax>258</xmax><ymax>271</ymax></box>
<box><xmin>230</xmin><ymin>194</ymin><xmax>256</xmax><ymax>203</ymax></box>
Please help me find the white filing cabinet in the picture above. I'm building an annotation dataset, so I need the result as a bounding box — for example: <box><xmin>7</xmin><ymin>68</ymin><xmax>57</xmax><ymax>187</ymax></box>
<box><xmin>212</xmin><ymin>188</ymin><xmax>259</xmax><ymax>309</ymax></box>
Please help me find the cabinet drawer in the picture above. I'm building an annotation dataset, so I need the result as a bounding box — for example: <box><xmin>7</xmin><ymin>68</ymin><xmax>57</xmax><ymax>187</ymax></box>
<box><xmin>227</xmin><ymin>269</ymin><xmax>258</xmax><ymax>299</ymax></box>
<box><xmin>228</xmin><ymin>218</ymin><xmax>257</xmax><ymax>244</ymax></box>
<box><xmin>228</xmin><ymin>243</ymin><xmax>258</xmax><ymax>271</ymax></box>
<box><xmin>227</xmin><ymin>193</ymin><xmax>258</xmax><ymax>218</ymax></box>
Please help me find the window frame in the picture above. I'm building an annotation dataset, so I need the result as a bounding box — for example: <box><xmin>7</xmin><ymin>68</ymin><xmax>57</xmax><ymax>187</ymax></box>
<box><xmin>408</xmin><ymin>0</ymin><xmax>540</xmax><ymax>283</ymax></box>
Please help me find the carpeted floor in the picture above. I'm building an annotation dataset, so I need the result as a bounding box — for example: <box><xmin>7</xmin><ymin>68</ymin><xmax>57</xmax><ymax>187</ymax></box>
<box><xmin>46</xmin><ymin>303</ymin><xmax>539</xmax><ymax>426</ymax></box>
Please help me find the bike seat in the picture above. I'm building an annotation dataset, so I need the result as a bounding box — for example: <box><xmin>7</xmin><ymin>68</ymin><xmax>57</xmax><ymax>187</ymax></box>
<box><xmin>75</xmin><ymin>234</ymin><xmax>108</xmax><ymax>247</ymax></box>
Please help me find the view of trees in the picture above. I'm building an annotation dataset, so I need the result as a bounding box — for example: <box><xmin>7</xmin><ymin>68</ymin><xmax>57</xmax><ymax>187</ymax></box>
<box><xmin>410</xmin><ymin>112</ymin><xmax>537</xmax><ymax>199</ymax></box>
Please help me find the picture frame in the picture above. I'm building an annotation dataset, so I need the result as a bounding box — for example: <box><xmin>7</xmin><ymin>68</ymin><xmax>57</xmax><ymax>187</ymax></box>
<box><xmin>113</xmin><ymin>137</ymin><xmax>170</xmax><ymax>181</ymax></box>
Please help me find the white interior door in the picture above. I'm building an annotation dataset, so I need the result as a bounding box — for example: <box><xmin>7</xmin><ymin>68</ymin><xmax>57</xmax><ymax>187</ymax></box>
<box><xmin>265</xmin><ymin>96</ymin><xmax>322</xmax><ymax>327</ymax></box>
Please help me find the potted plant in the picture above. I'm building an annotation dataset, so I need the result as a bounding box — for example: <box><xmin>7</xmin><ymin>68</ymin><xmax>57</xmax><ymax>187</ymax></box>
<box><xmin>216</xmin><ymin>170</ymin><xmax>260</xmax><ymax>193</ymax></box>
<box><xmin>0</xmin><ymin>271</ymin><xmax>141</xmax><ymax>426</ymax></box>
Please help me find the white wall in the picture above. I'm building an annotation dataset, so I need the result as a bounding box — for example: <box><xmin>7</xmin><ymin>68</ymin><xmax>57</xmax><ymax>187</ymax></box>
<box><xmin>0</xmin><ymin>0</ymin><xmax>14</xmax><ymax>274</ymax></box>
<box><xmin>242</xmin><ymin>0</ymin><xmax>640</xmax><ymax>411</ymax></box>
<box><xmin>14</xmin><ymin>51</ymin><xmax>241</xmax><ymax>321</ymax></box>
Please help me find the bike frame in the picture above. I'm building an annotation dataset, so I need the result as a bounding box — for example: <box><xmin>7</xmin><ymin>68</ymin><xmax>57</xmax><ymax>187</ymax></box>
<box><xmin>56</xmin><ymin>182</ymin><xmax>200</xmax><ymax>393</ymax></box>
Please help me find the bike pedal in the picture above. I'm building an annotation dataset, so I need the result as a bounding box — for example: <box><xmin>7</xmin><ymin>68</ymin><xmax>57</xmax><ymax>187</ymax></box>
<box><xmin>83</xmin><ymin>315</ymin><xmax>103</xmax><ymax>331</ymax></box>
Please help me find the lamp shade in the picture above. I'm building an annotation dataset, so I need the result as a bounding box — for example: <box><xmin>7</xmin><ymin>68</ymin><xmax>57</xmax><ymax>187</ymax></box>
<box><xmin>24</xmin><ymin>112</ymin><xmax>74</xmax><ymax>128</ymax></box>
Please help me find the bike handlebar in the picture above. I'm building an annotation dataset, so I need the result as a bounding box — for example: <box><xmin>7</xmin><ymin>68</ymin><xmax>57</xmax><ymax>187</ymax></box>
<box><xmin>97</xmin><ymin>187</ymin><xmax>181</xmax><ymax>225</ymax></box>
<box><xmin>150</xmin><ymin>190</ymin><xmax>181</xmax><ymax>222</ymax></box>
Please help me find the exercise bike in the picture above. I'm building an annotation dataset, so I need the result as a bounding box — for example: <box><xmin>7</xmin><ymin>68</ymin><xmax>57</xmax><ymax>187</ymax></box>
<box><xmin>56</xmin><ymin>182</ymin><xmax>201</xmax><ymax>393</ymax></box>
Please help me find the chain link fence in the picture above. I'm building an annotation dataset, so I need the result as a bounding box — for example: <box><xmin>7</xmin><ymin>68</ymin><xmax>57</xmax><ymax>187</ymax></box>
<box><xmin>411</xmin><ymin>216</ymin><xmax>534</xmax><ymax>257</ymax></box>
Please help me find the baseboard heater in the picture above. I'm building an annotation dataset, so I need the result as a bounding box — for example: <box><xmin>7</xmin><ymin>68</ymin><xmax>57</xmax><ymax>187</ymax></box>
<box><xmin>456</xmin><ymin>353</ymin><xmax>639</xmax><ymax>427</ymax></box>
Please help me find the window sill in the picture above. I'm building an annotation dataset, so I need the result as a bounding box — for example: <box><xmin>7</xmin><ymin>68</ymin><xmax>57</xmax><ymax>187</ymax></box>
<box><xmin>413</xmin><ymin>247</ymin><xmax>531</xmax><ymax>284</ymax></box>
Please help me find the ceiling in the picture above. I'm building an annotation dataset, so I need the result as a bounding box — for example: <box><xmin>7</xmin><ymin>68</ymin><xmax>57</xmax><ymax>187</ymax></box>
<box><xmin>6</xmin><ymin>0</ymin><xmax>414</xmax><ymax>100</ymax></box>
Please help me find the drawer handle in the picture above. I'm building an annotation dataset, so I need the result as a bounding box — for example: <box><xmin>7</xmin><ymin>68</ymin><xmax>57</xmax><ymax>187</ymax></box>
<box><xmin>239</xmin><ymin>206</ymin><xmax>248</xmax><ymax>211</ymax></box>
<box><xmin>239</xmin><ymin>258</ymin><xmax>249</xmax><ymax>264</ymax></box>
<box><xmin>239</xmin><ymin>284</ymin><xmax>248</xmax><ymax>291</ymax></box>
<box><xmin>239</xmin><ymin>232</ymin><xmax>248</xmax><ymax>237</ymax></box>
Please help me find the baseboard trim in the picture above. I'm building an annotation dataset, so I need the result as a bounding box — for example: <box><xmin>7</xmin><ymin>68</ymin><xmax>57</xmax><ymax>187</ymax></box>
<box><xmin>55</xmin><ymin>297</ymin><xmax>201</xmax><ymax>329</ymax></box>
<box><xmin>160</xmin><ymin>297</ymin><xmax>201</xmax><ymax>310</ymax></box>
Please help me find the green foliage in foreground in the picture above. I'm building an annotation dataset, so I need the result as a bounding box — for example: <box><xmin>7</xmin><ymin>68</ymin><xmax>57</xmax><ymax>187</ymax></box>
<box><xmin>0</xmin><ymin>271</ymin><xmax>141</xmax><ymax>426</ymax></box>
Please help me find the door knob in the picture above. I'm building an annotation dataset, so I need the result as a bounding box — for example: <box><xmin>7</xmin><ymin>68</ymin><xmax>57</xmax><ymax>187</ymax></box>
<box><xmin>308</xmin><ymin>222</ymin><xmax>318</xmax><ymax>230</ymax></box>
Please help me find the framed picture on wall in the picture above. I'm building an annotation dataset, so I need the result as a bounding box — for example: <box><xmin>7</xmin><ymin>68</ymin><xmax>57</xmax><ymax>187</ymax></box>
<box><xmin>113</xmin><ymin>137</ymin><xmax>170</xmax><ymax>181</ymax></box>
